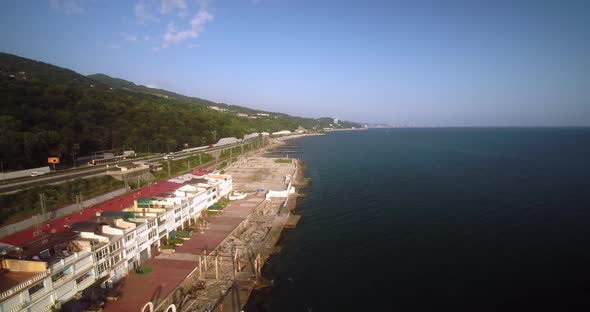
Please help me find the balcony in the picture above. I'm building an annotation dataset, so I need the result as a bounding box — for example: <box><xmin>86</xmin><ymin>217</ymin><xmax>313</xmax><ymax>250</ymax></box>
<box><xmin>76</xmin><ymin>276</ymin><xmax>95</xmax><ymax>291</ymax></box>
<box><xmin>51</xmin><ymin>260</ymin><xmax>93</xmax><ymax>288</ymax></box>
<box><xmin>49</xmin><ymin>248</ymin><xmax>91</xmax><ymax>272</ymax></box>
<box><xmin>0</xmin><ymin>270</ymin><xmax>49</xmax><ymax>301</ymax></box>
<box><xmin>29</xmin><ymin>285</ymin><xmax>50</xmax><ymax>302</ymax></box>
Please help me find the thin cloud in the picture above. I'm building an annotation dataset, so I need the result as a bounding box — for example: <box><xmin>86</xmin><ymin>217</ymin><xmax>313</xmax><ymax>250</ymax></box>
<box><xmin>161</xmin><ymin>0</ymin><xmax>187</xmax><ymax>15</ymax></box>
<box><xmin>49</xmin><ymin>0</ymin><xmax>85</xmax><ymax>15</ymax></box>
<box><xmin>121</xmin><ymin>32</ymin><xmax>138</xmax><ymax>42</ymax></box>
<box><xmin>162</xmin><ymin>2</ymin><xmax>213</xmax><ymax>48</ymax></box>
<box><xmin>135</xmin><ymin>0</ymin><xmax>159</xmax><ymax>23</ymax></box>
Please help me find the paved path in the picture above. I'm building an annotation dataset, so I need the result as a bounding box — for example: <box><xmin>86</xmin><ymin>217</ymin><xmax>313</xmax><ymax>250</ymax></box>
<box><xmin>103</xmin><ymin>196</ymin><xmax>263</xmax><ymax>312</ymax></box>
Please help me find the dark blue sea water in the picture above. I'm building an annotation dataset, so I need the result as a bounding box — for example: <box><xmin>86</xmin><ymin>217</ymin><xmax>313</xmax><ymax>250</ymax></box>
<box><xmin>247</xmin><ymin>128</ymin><xmax>590</xmax><ymax>311</ymax></box>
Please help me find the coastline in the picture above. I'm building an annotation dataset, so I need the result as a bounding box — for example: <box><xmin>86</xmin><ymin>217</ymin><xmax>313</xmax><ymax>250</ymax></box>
<box><xmin>194</xmin><ymin>138</ymin><xmax>307</xmax><ymax>311</ymax></box>
<box><xmin>151</xmin><ymin>134</ymin><xmax>309</xmax><ymax>311</ymax></box>
<box><xmin>324</xmin><ymin>127</ymin><xmax>369</xmax><ymax>132</ymax></box>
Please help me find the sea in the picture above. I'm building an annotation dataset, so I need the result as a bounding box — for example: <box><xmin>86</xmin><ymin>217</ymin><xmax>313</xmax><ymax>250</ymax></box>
<box><xmin>245</xmin><ymin>128</ymin><xmax>590</xmax><ymax>312</ymax></box>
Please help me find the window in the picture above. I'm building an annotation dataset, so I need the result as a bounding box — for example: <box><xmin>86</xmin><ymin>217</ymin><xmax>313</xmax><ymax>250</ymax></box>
<box><xmin>126</xmin><ymin>233</ymin><xmax>135</xmax><ymax>242</ymax></box>
<box><xmin>28</xmin><ymin>282</ymin><xmax>44</xmax><ymax>296</ymax></box>
<box><xmin>110</xmin><ymin>252</ymin><xmax>122</xmax><ymax>266</ymax></box>
<box><xmin>76</xmin><ymin>270</ymin><xmax>93</xmax><ymax>284</ymax></box>
<box><xmin>159</xmin><ymin>229</ymin><xmax>167</xmax><ymax>237</ymax></box>
<box><xmin>148</xmin><ymin>229</ymin><xmax>157</xmax><ymax>240</ymax></box>
<box><xmin>175</xmin><ymin>216</ymin><xmax>181</xmax><ymax>223</ymax></box>
<box><xmin>174</xmin><ymin>207</ymin><xmax>181</xmax><ymax>214</ymax></box>
<box><xmin>39</xmin><ymin>249</ymin><xmax>51</xmax><ymax>260</ymax></box>
<box><xmin>95</xmin><ymin>248</ymin><xmax>108</xmax><ymax>261</ymax></box>
<box><xmin>126</xmin><ymin>246</ymin><xmax>136</xmax><ymax>255</ymax></box>
<box><xmin>97</xmin><ymin>262</ymin><xmax>109</xmax><ymax>275</ymax></box>
<box><xmin>148</xmin><ymin>219</ymin><xmax>156</xmax><ymax>228</ymax></box>
<box><xmin>109</xmin><ymin>240</ymin><xmax>122</xmax><ymax>253</ymax></box>
<box><xmin>51</xmin><ymin>266</ymin><xmax>73</xmax><ymax>282</ymax></box>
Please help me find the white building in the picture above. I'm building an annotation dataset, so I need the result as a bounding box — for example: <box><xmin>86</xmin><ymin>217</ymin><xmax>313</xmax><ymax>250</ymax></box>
<box><xmin>271</xmin><ymin>130</ymin><xmax>292</xmax><ymax>136</ymax></box>
<box><xmin>0</xmin><ymin>232</ymin><xmax>97</xmax><ymax>312</ymax></box>
<box><xmin>243</xmin><ymin>133</ymin><xmax>259</xmax><ymax>141</ymax></box>
<box><xmin>214</xmin><ymin>137</ymin><xmax>241</xmax><ymax>147</ymax></box>
<box><xmin>0</xmin><ymin>173</ymin><xmax>233</xmax><ymax>312</ymax></box>
<box><xmin>207</xmin><ymin>106</ymin><xmax>226</xmax><ymax>112</ymax></box>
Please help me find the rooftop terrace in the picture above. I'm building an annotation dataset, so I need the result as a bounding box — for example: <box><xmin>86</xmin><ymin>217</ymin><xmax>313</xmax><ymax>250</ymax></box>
<box><xmin>0</xmin><ymin>181</ymin><xmax>181</xmax><ymax>247</ymax></box>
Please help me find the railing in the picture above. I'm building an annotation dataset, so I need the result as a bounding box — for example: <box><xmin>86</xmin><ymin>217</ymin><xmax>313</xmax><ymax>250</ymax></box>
<box><xmin>52</xmin><ymin>261</ymin><xmax>94</xmax><ymax>288</ymax></box>
<box><xmin>6</xmin><ymin>302</ymin><xmax>25</xmax><ymax>312</ymax></box>
<box><xmin>39</xmin><ymin>303</ymin><xmax>54</xmax><ymax>312</ymax></box>
<box><xmin>29</xmin><ymin>286</ymin><xmax>49</xmax><ymax>302</ymax></box>
<box><xmin>76</xmin><ymin>275</ymin><xmax>95</xmax><ymax>291</ymax></box>
<box><xmin>49</xmin><ymin>248</ymin><xmax>90</xmax><ymax>272</ymax></box>
<box><xmin>0</xmin><ymin>270</ymin><xmax>49</xmax><ymax>301</ymax></box>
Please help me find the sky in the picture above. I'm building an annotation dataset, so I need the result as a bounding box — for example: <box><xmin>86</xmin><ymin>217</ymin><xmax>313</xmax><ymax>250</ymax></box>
<box><xmin>0</xmin><ymin>0</ymin><xmax>589</xmax><ymax>126</ymax></box>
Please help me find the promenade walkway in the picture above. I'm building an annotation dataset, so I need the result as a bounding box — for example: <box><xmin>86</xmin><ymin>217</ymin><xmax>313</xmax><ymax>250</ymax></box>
<box><xmin>103</xmin><ymin>196</ymin><xmax>263</xmax><ymax>312</ymax></box>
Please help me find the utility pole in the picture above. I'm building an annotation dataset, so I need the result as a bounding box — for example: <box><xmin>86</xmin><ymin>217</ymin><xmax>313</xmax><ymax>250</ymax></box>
<box><xmin>167</xmin><ymin>160</ymin><xmax>171</xmax><ymax>177</ymax></box>
<box><xmin>35</xmin><ymin>215</ymin><xmax>41</xmax><ymax>236</ymax></box>
<box><xmin>199</xmin><ymin>255</ymin><xmax>202</xmax><ymax>278</ymax></box>
<box><xmin>38</xmin><ymin>194</ymin><xmax>47</xmax><ymax>222</ymax></box>
<box><xmin>0</xmin><ymin>159</ymin><xmax>4</xmax><ymax>184</ymax></box>
<box><xmin>215</xmin><ymin>255</ymin><xmax>219</xmax><ymax>282</ymax></box>
<box><xmin>71</xmin><ymin>143</ymin><xmax>79</xmax><ymax>168</ymax></box>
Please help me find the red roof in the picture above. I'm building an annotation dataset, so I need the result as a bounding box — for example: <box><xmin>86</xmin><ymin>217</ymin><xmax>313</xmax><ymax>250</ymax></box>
<box><xmin>191</xmin><ymin>169</ymin><xmax>211</xmax><ymax>176</ymax></box>
<box><xmin>0</xmin><ymin>181</ymin><xmax>182</xmax><ymax>247</ymax></box>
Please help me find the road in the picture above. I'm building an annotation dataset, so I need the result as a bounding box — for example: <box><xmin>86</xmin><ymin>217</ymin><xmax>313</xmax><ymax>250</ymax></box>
<box><xmin>0</xmin><ymin>167</ymin><xmax>110</xmax><ymax>193</ymax></box>
<box><xmin>0</xmin><ymin>138</ymin><xmax>261</xmax><ymax>194</ymax></box>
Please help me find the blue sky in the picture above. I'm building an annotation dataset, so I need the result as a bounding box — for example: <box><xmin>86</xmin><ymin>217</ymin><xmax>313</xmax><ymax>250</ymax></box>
<box><xmin>0</xmin><ymin>0</ymin><xmax>589</xmax><ymax>126</ymax></box>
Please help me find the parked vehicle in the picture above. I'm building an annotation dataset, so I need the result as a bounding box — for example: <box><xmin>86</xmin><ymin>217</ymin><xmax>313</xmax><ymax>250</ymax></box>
<box><xmin>30</xmin><ymin>171</ymin><xmax>46</xmax><ymax>177</ymax></box>
<box><xmin>163</xmin><ymin>154</ymin><xmax>174</xmax><ymax>160</ymax></box>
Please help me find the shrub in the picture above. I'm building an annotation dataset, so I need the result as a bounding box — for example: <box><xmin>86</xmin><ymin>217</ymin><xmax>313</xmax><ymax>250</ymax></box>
<box><xmin>177</xmin><ymin>230</ymin><xmax>189</xmax><ymax>238</ymax></box>
<box><xmin>169</xmin><ymin>238</ymin><xmax>183</xmax><ymax>245</ymax></box>
<box><xmin>160</xmin><ymin>244</ymin><xmax>175</xmax><ymax>250</ymax></box>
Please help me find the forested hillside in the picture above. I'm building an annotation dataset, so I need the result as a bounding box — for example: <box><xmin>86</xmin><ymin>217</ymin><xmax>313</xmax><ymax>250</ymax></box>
<box><xmin>0</xmin><ymin>53</ymin><xmax>360</xmax><ymax>170</ymax></box>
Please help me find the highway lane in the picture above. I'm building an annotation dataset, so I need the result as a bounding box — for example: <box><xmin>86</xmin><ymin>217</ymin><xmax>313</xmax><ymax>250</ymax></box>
<box><xmin>0</xmin><ymin>166</ymin><xmax>110</xmax><ymax>193</ymax></box>
<box><xmin>0</xmin><ymin>138</ymin><xmax>261</xmax><ymax>194</ymax></box>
